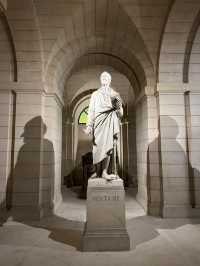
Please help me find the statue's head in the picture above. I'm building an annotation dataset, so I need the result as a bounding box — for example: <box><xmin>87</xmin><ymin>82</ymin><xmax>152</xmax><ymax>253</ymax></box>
<box><xmin>100</xmin><ymin>71</ymin><xmax>111</xmax><ymax>86</ymax></box>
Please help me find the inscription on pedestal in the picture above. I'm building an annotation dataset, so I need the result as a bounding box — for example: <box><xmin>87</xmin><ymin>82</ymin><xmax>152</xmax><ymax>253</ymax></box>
<box><xmin>81</xmin><ymin>178</ymin><xmax>130</xmax><ymax>251</ymax></box>
<box><xmin>92</xmin><ymin>193</ymin><xmax>120</xmax><ymax>201</ymax></box>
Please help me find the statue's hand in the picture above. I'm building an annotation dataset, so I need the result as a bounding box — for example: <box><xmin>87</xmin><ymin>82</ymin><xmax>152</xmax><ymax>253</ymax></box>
<box><xmin>116</xmin><ymin>105</ymin><xmax>123</xmax><ymax>119</ymax></box>
<box><xmin>83</xmin><ymin>126</ymin><xmax>93</xmax><ymax>136</ymax></box>
<box><xmin>111</xmin><ymin>95</ymin><xmax>122</xmax><ymax>111</ymax></box>
<box><xmin>111</xmin><ymin>97</ymin><xmax>123</xmax><ymax>118</ymax></box>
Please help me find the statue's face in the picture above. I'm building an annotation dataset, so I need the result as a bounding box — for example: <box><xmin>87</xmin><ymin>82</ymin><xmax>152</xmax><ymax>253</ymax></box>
<box><xmin>100</xmin><ymin>73</ymin><xmax>111</xmax><ymax>86</ymax></box>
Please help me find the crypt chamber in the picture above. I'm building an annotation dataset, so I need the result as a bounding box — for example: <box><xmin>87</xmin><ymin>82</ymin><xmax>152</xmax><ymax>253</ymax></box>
<box><xmin>1</xmin><ymin>0</ymin><xmax>200</xmax><ymax>225</ymax></box>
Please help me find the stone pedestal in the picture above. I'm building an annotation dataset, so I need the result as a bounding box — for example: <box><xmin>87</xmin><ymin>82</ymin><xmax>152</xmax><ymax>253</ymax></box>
<box><xmin>81</xmin><ymin>178</ymin><xmax>130</xmax><ymax>251</ymax></box>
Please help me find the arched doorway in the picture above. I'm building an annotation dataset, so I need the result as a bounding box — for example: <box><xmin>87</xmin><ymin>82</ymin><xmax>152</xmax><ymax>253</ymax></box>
<box><xmin>43</xmin><ymin>0</ymin><xmax>159</xmax><ymax>218</ymax></box>
<box><xmin>58</xmin><ymin>64</ymin><xmax>148</xmax><ymax>220</ymax></box>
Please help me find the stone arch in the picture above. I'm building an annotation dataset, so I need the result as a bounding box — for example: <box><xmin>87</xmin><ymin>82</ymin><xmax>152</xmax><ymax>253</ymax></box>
<box><xmin>64</xmin><ymin>64</ymin><xmax>134</xmax><ymax>108</ymax></box>
<box><xmin>44</xmin><ymin>0</ymin><xmax>155</xmax><ymax>98</ymax></box>
<box><xmin>4</xmin><ymin>0</ymin><xmax>44</xmax><ymax>83</ymax></box>
<box><xmin>63</xmin><ymin>52</ymin><xmax>142</xmax><ymax>99</ymax></box>
<box><xmin>183</xmin><ymin>10</ymin><xmax>200</xmax><ymax>83</ymax></box>
<box><xmin>46</xmin><ymin>36</ymin><xmax>151</xmax><ymax>98</ymax></box>
<box><xmin>156</xmin><ymin>0</ymin><xmax>175</xmax><ymax>83</ymax></box>
<box><xmin>69</xmin><ymin>89</ymin><xmax>96</xmax><ymax>120</ymax></box>
<box><xmin>158</xmin><ymin>0</ymin><xmax>200</xmax><ymax>84</ymax></box>
<box><xmin>0</xmin><ymin>3</ymin><xmax>17</xmax><ymax>82</ymax></box>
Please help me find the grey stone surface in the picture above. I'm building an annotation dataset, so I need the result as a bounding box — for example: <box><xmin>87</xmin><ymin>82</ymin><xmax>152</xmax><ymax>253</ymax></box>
<box><xmin>0</xmin><ymin>188</ymin><xmax>200</xmax><ymax>266</ymax></box>
<box><xmin>81</xmin><ymin>178</ymin><xmax>130</xmax><ymax>251</ymax></box>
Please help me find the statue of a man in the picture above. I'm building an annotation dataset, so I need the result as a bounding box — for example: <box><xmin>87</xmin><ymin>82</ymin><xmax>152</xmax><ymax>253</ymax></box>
<box><xmin>84</xmin><ymin>71</ymin><xmax>123</xmax><ymax>181</ymax></box>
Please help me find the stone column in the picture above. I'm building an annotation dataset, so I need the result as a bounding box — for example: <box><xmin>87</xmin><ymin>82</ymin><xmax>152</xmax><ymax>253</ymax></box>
<box><xmin>158</xmin><ymin>85</ymin><xmax>200</xmax><ymax>217</ymax></box>
<box><xmin>1</xmin><ymin>88</ymin><xmax>63</xmax><ymax>221</ymax></box>
<box><xmin>136</xmin><ymin>94</ymin><xmax>160</xmax><ymax>216</ymax></box>
<box><xmin>64</xmin><ymin>120</ymin><xmax>74</xmax><ymax>186</ymax></box>
<box><xmin>120</xmin><ymin>121</ymin><xmax>129</xmax><ymax>185</ymax></box>
<box><xmin>0</xmin><ymin>90</ymin><xmax>44</xmax><ymax>220</ymax></box>
<box><xmin>128</xmin><ymin>111</ymin><xmax>137</xmax><ymax>187</ymax></box>
<box><xmin>11</xmin><ymin>90</ymin><xmax>44</xmax><ymax>219</ymax></box>
<box><xmin>135</xmin><ymin>96</ymin><xmax>149</xmax><ymax>212</ymax></box>
<box><xmin>146</xmin><ymin>95</ymin><xmax>160</xmax><ymax>216</ymax></box>
<box><xmin>185</xmin><ymin>91</ymin><xmax>200</xmax><ymax>210</ymax></box>
<box><xmin>42</xmin><ymin>93</ymin><xmax>63</xmax><ymax>212</ymax></box>
<box><xmin>0</xmin><ymin>90</ymin><xmax>14</xmax><ymax>220</ymax></box>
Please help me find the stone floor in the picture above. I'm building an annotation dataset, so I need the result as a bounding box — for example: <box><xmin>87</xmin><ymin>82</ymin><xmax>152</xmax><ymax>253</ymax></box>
<box><xmin>0</xmin><ymin>187</ymin><xmax>200</xmax><ymax>266</ymax></box>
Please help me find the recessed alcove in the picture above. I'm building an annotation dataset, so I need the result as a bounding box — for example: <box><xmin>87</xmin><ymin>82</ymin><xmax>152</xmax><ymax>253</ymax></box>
<box><xmin>61</xmin><ymin>65</ymin><xmax>144</xmax><ymax>218</ymax></box>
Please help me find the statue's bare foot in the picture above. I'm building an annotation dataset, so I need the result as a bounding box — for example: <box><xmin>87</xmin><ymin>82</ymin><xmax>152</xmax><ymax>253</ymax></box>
<box><xmin>102</xmin><ymin>171</ymin><xmax>116</xmax><ymax>181</ymax></box>
<box><xmin>89</xmin><ymin>172</ymin><xmax>97</xmax><ymax>179</ymax></box>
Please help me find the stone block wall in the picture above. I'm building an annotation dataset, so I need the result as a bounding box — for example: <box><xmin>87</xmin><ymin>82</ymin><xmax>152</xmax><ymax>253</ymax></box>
<box><xmin>136</xmin><ymin>97</ymin><xmax>148</xmax><ymax>211</ymax></box>
<box><xmin>0</xmin><ymin>12</ymin><xmax>14</xmax><ymax>81</ymax></box>
<box><xmin>0</xmin><ymin>91</ymin><xmax>44</xmax><ymax>220</ymax></box>
<box><xmin>136</xmin><ymin>95</ymin><xmax>160</xmax><ymax>215</ymax></box>
<box><xmin>0</xmin><ymin>89</ymin><xmax>63</xmax><ymax>221</ymax></box>
<box><xmin>13</xmin><ymin>91</ymin><xmax>44</xmax><ymax>219</ymax></box>
<box><xmin>146</xmin><ymin>95</ymin><xmax>160</xmax><ymax>216</ymax></box>
<box><xmin>42</xmin><ymin>94</ymin><xmax>63</xmax><ymax>212</ymax></box>
<box><xmin>135</xmin><ymin>89</ymin><xmax>200</xmax><ymax>218</ymax></box>
<box><xmin>0</xmin><ymin>90</ymin><xmax>13</xmax><ymax>212</ymax></box>
<box><xmin>126</xmin><ymin>103</ymin><xmax>137</xmax><ymax>186</ymax></box>
<box><xmin>127</xmin><ymin>120</ymin><xmax>137</xmax><ymax>185</ymax></box>
<box><xmin>159</xmin><ymin>91</ymin><xmax>200</xmax><ymax>217</ymax></box>
<box><xmin>186</xmin><ymin>92</ymin><xmax>200</xmax><ymax>209</ymax></box>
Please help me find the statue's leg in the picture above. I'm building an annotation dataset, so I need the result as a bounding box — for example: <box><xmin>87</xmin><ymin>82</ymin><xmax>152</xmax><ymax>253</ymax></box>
<box><xmin>102</xmin><ymin>154</ymin><xmax>116</xmax><ymax>181</ymax></box>
<box><xmin>113</xmin><ymin>138</ymin><xmax>117</xmax><ymax>176</ymax></box>
<box><xmin>96</xmin><ymin>162</ymin><xmax>101</xmax><ymax>177</ymax></box>
<box><xmin>89</xmin><ymin>163</ymin><xmax>101</xmax><ymax>179</ymax></box>
<box><xmin>113</xmin><ymin>137</ymin><xmax>120</xmax><ymax>179</ymax></box>
<box><xmin>101</xmin><ymin>155</ymin><xmax>110</xmax><ymax>177</ymax></box>
<box><xmin>103</xmin><ymin>155</ymin><xmax>110</xmax><ymax>172</ymax></box>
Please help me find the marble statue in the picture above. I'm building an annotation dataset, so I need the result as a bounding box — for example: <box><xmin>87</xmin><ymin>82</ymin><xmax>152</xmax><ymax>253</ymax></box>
<box><xmin>84</xmin><ymin>71</ymin><xmax>123</xmax><ymax>181</ymax></box>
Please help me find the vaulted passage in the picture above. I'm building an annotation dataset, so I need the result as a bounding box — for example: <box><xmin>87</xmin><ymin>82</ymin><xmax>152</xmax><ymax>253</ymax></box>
<box><xmin>1</xmin><ymin>0</ymin><xmax>200</xmax><ymax>264</ymax></box>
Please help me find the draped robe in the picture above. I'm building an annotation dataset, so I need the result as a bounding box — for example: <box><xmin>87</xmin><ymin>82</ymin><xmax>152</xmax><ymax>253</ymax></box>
<box><xmin>87</xmin><ymin>87</ymin><xmax>122</xmax><ymax>165</ymax></box>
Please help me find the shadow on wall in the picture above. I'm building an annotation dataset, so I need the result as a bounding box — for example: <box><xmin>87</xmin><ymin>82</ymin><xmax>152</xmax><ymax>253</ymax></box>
<box><xmin>0</xmin><ymin>116</ymin><xmax>84</xmax><ymax>250</ymax></box>
<box><xmin>0</xmin><ymin>116</ymin><xmax>55</xmax><ymax>222</ymax></box>
<box><xmin>147</xmin><ymin>116</ymin><xmax>199</xmax><ymax>217</ymax></box>
<box><xmin>0</xmin><ymin>116</ymin><xmax>200</xmax><ymax>251</ymax></box>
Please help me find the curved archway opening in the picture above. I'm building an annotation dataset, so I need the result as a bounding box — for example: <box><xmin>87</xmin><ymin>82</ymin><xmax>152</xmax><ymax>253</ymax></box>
<box><xmin>59</xmin><ymin>63</ymin><xmax>146</xmax><ymax>221</ymax></box>
<box><xmin>0</xmin><ymin>5</ymin><xmax>17</xmax><ymax>82</ymax></box>
<box><xmin>40</xmin><ymin>0</ymin><xmax>158</xmax><ymax>219</ymax></box>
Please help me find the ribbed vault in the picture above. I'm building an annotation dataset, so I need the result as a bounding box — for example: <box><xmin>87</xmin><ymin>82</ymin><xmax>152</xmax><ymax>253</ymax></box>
<box><xmin>63</xmin><ymin>52</ymin><xmax>143</xmax><ymax>98</ymax></box>
<box><xmin>34</xmin><ymin>0</ymin><xmax>155</xmax><ymax>97</ymax></box>
<box><xmin>65</xmin><ymin>65</ymin><xmax>133</xmax><ymax>105</ymax></box>
<box><xmin>0</xmin><ymin>2</ymin><xmax>17</xmax><ymax>81</ymax></box>
<box><xmin>159</xmin><ymin>0</ymin><xmax>200</xmax><ymax>84</ymax></box>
